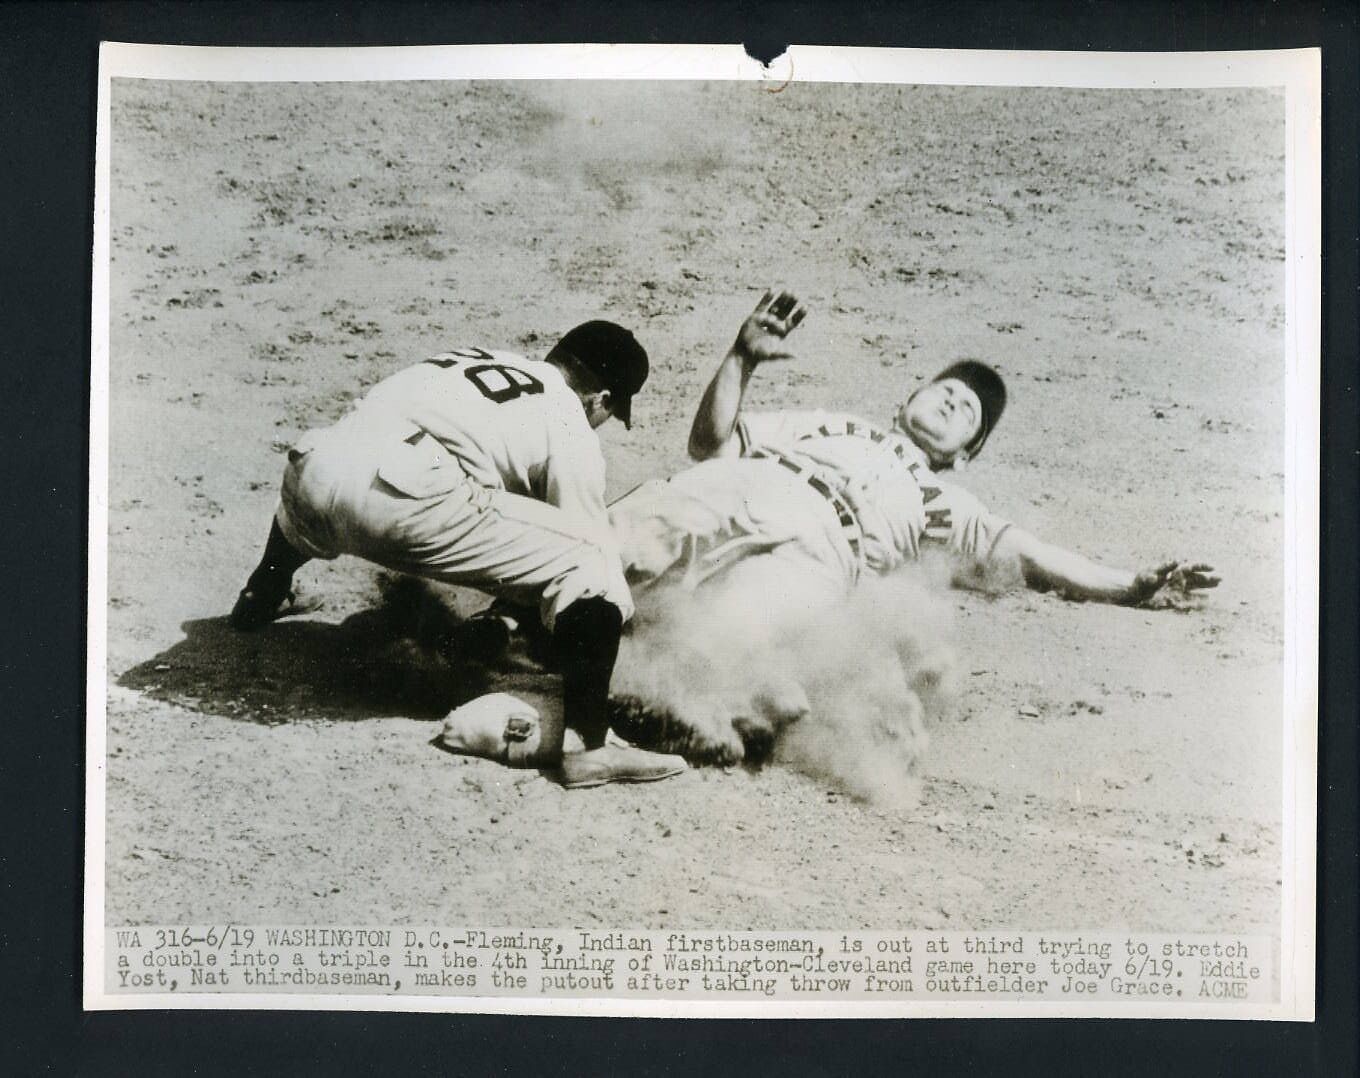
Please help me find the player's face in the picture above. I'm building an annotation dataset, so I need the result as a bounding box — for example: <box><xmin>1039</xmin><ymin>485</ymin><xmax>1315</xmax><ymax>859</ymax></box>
<box><xmin>581</xmin><ymin>389</ymin><xmax>615</xmax><ymax>429</ymax></box>
<box><xmin>897</xmin><ymin>378</ymin><xmax>982</xmax><ymax>462</ymax></box>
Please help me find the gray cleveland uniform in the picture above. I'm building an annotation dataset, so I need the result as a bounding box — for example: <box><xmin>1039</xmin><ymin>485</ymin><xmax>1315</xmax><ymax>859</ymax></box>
<box><xmin>610</xmin><ymin>408</ymin><xmax>1012</xmax><ymax>597</ymax></box>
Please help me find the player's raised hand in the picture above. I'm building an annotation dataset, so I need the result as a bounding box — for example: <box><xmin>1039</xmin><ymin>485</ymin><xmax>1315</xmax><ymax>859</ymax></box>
<box><xmin>732</xmin><ymin>288</ymin><xmax>808</xmax><ymax>366</ymax></box>
<box><xmin>1130</xmin><ymin>560</ymin><xmax>1221</xmax><ymax>606</ymax></box>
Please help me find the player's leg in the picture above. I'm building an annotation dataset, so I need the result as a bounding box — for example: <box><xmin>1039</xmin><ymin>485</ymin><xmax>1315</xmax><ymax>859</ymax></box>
<box><xmin>552</xmin><ymin>597</ymin><xmax>687</xmax><ymax>784</ymax></box>
<box><xmin>452</xmin><ymin>589</ymin><xmax>658</xmax><ymax>760</ymax></box>
<box><xmin>229</xmin><ymin>517</ymin><xmax>313</xmax><ymax>630</ymax></box>
<box><xmin>608</xmin><ymin>459</ymin><xmax>784</xmax><ymax>592</ymax></box>
<box><xmin>229</xmin><ymin>447</ymin><xmax>337</xmax><ymax>630</ymax></box>
<box><xmin>607</xmin><ymin>462</ymin><xmax>851</xmax><ymax>763</ymax></box>
<box><xmin>551</xmin><ymin>595</ymin><xmax>620</xmax><ymax>751</ymax></box>
<box><xmin>442</xmin><ymin>597</ymin><xmax>684</xmax><ymax>787</ymax></box>
<box><xmin>367</xmin><ymin>483</ymin><xmax>685</xmax><ymax>785</ymax></box>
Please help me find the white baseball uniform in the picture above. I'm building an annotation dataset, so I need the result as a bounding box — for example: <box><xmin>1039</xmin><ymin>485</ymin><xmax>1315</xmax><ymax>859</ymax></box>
<box><xmin>275</xmin><ymin>346</ymin><xmax>633</xmax><ymax>629</ymax></box>
<box><xmin>610</xmin><ymin>408</ymin><xmax>1013</xmax><ymax>598</ymax></box>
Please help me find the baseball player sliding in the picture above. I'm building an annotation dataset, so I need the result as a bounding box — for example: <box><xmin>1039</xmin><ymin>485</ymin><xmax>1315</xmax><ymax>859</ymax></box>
<box><xmin>230</xmin><ymin>321</ymin><xmax>687</xmax><ymax>788</ymax></box>
<box><xmin>613</xmin><ymin>287</ymin><xmax>1220</xmax><ymax>611</ymax></box>
<box><xmin>600</xmin><ymin>289</ymin><xmax>1220</xmax><ymax>763</ymax></box>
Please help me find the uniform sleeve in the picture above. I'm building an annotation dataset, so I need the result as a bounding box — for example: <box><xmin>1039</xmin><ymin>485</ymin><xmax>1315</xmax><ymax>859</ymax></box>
<box><xmin>543</xmin><ymin>420</ymin><xmax>612</xmax><ymax>536</ymax></box>
<box><xmin>735</xmin><ymin>410</ymin><xmax>839</xmax><ymax>455</ymax></box>
<box><xmin>918</xmin><ymin>479</ymin><xmax>1014</xmax><ymax>563</ymax></box>
<box><xmin>541</xmin><ymin>418</ymin><xmax>636</xmax><ymax>622</ymax></box>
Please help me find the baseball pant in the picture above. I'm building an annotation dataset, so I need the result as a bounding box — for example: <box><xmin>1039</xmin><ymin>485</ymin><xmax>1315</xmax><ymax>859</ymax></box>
<box><xmin>608</xmin><ymin>457</ymin><xmax>860</xmax><ymax>599</ymax></box>
<box><xmin>274</xmin><ymin>427</ymin><xmax>633</xmax><ymax>630</ymax></box>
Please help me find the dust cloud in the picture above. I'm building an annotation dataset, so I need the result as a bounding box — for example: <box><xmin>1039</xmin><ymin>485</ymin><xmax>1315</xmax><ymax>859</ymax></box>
<box><xmin>367</xmin><ymin>558</ymin><xmax>960</xmax><ymax>809</ymax></box>
<box><xmin>613</xmin><ymin>560</ymin><xmax>960</xmax><ymax>810</ymax></box>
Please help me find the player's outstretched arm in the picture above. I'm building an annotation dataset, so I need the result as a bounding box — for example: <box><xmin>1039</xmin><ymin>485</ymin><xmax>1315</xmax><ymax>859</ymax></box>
<box><xmin>991</xmin><ymin>527</ymin><xmax>1220</xmax><ymax>607</ymax></box>
<box><xmin>688</xmin><ymin>288</ymin><xmax>807</xmax><ymax>460</ymax></box>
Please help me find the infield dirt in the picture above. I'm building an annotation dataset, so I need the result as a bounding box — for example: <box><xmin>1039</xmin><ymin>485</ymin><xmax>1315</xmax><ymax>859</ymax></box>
<box><xmin>104</xmin><ymin>78</ymin><xmax>1285</xmax><ymax>938</ymax></box>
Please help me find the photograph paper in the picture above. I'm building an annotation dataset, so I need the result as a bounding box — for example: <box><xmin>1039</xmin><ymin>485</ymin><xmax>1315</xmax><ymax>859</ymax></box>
<box><xmin>86</xmin><ymin>43</ymin><xmax>1319</xmax><ymax>1019</ymax></box>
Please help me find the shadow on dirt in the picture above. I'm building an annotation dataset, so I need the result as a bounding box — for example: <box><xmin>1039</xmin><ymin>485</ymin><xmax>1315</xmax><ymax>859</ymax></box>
<box><xmin>116</xmin><ymin>608</ymin><xmax>738</xmax><ymax>757</ymax></box>
<box><xmin>117</xmin><ymin>577</ymin><xmax>560</xmax><ymax>724</ymax></box>
<box><xmin>115</xmin><ymin>574</ymin><xmax>739</xmax><ymax>753</ymax></box>
<box><xmin>118</xmin><ymin>610</ymin><xmax>508</xmax><ymax>724</ymax></box>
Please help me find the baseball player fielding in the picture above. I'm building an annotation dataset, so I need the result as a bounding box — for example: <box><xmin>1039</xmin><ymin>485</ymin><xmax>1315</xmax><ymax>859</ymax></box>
<box><xmin>230</xmin><ymin>321</ymin><xmax>687</xmax><ymax>788</ymax></box>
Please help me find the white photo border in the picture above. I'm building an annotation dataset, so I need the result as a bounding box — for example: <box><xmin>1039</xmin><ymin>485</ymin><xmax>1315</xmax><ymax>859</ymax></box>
<box><xmin>84</xmin><ymin>41</ymin><xmax>1321</xmax><ymax>1020</ymax></box>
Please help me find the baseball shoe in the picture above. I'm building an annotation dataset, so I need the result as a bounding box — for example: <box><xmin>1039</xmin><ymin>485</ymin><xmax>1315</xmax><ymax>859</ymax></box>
<box><xmin>229</xmin><ymin>585</ymin><xmax>320</xmax><ymax>631</ymax></box>
<box><xmin>556</xmin><ymin>744</ymin><xmax>688</xmax><ymax>789</ymax></box>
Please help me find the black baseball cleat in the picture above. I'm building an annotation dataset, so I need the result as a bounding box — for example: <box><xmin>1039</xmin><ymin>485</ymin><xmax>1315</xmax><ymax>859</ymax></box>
<box><xmin>229</xmin><ymin>586</ymin><xmax>318</xmax><ymax>631</ymax></box>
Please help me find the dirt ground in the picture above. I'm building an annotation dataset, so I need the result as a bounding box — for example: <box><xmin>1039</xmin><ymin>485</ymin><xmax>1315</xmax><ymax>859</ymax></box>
<box><xmin>102</xmin><ymin>78</ymin><xmax>1285</xmax><ymax>944</ymax></box>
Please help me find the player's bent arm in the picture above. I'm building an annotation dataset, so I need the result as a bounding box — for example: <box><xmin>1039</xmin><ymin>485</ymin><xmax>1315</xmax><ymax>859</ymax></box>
<box><xmin>544</xmin><ymin>426</ymin><xmax>617</xmax><ymax>539</ymax></box>
<box><xmin>688</xmin><ymin>288</ymin><xmax>807</xmax><ymax>461</ymax></box>
<box><xmin>988</xmin><ymin>528</ymin><xmax>1220</xmax><ymax>607</ymax></box>
<box><xmin>543</xmin><ymin>431</ymin><xmax>637</xmax><ymax>617</ymax></box>
<box><xmin>687</xmin><ymin>348</ymin><xmax>752</xmax><ymax>460</ymax></box>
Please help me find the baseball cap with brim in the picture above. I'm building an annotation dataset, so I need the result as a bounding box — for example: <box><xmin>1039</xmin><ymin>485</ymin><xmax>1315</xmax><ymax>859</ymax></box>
<box><xmin>934</xmin><ymin>360</ymin><xmax>1006</xmax><ymax>459</ymax></box>
<box><xmin>551</xmin><ymin>320</ymin><xmax>649</xmax><ymax>428</ymax></box>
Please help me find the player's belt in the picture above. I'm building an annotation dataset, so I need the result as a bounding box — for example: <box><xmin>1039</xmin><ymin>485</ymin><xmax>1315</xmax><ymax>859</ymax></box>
<box><xmin>751</xmin><ymin>448</ymin><xmax>863</xmax><ymax>574</ymax></box>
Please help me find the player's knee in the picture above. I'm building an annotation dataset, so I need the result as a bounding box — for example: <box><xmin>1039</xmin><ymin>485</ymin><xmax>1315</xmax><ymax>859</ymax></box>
<box><xmin>550</xmin><ymin>545</ymin><xmax>632</xmax><ymax>615</ymax></box>
<box><xmin>554</xmin><ymin>595</ymin><xmax>623</xmax><ymax>647</ymax></box>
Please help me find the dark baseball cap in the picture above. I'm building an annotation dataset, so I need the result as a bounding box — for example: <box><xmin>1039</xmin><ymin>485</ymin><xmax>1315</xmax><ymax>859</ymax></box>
<box><xmin>934</xmin><ymin>360</ymin><xmax>1006</xmax><ymax>459</ymax></box>
<box><xmin>550</xmin><ymin>320</ymin><xmax>649</xmax><ymax>428</ymax></box>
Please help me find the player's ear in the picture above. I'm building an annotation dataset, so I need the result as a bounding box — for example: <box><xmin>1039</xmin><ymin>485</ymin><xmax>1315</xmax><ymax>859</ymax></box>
<box><xmin>598</xmin><ymin>388</ymin><xmax>614</xmax><ymax>415</ymax></box>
